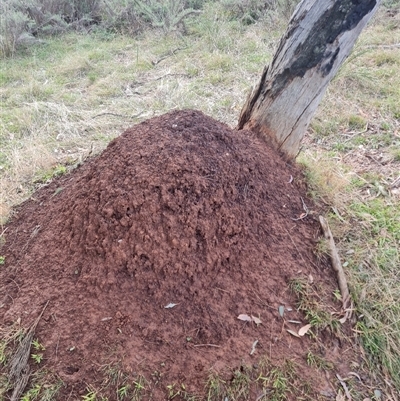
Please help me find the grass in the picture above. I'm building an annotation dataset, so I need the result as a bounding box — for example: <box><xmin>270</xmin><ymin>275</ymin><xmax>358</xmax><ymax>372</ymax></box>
<box><xmin>289</xmin><ymin>277</ymin><xmax>342</xmax><ymax>335</ymax></box>
<box><xmin>298</xmin><ymin>150</ymin><xmax>400</xmax><ymax>389</ymax></box>
<box><xmin>0</xmin><ymin>1</ymin><xmax>399</xmax><ymax>399</ymax></box>
<box><xmin>204</xmin><ymin>360</ymin><xmax>315</xmax><ymax>401</ymax></box>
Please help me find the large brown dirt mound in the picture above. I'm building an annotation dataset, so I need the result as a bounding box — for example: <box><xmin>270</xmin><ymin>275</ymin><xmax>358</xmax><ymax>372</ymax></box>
<box><xmin>1</xmin><ymin>110</ymin><xmax>350</xmax><ymax>399</ymax></box>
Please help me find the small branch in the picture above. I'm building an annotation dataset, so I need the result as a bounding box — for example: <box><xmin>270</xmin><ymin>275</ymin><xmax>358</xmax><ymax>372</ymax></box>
<box><xmin>319</xmin><ymin>216</ymin><xmax>350</xmax><ymax>312</ymax></box>
<box><xmin>9</xmin><ymin>301</ymin><xmax>50</xmax><ymax>401</ymax></box>
<box><xmin>151</xmin><ymin>47</ymin><xmax>187</xmax><ymax>65</ymax></box>
<box><xmin>92</xmin><ymin>111</ymin><xmax>144</xmax><ymax>120</ymax></box>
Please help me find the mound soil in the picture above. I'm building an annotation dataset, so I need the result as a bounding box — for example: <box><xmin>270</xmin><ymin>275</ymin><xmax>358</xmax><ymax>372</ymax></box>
<box><xmin>1</xmin><ymin>110</ymin><xmax>352</xmax><ymax>399</ymax></box>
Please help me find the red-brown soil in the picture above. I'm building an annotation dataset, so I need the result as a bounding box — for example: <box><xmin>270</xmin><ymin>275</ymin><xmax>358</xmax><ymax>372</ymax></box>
<box><xmin>1</xmin><ymin>110</ymin><xmax>353</xmax><ymax>399</ymax></box>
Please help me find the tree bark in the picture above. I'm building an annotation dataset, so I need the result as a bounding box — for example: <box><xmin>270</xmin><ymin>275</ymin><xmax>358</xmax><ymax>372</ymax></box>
<box><xmin>238</xmin><ymin>0</ymin><xmax>381</xmax><ymax>159</ymax></box>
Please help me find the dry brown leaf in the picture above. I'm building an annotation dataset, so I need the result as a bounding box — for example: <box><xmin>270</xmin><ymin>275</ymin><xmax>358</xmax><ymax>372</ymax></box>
<box><xmin>298</xmin><ymin>324</ymin><xmax>312</xmax><ymax>336</ymax></box>
<box><xmin>286</xmin><ymin>329</ymin><xmax>300</xmax><ymax>338</ymax></box>
<box><xmin>237</xmin><ymin>314</ymin><xmax>252</xmax><ymax>322</ymax></box>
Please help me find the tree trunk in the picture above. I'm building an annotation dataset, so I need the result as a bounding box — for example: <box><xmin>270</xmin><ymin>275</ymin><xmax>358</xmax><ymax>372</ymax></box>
<box><xmin>238</xmin><ymin>0</ymin><xmax>381</xmax><ymax>159</ymax></box>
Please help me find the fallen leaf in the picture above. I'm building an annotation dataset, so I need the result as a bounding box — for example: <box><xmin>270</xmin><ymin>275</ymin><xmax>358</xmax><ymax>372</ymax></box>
<box><xmin>164</xmin><ymin>303</ymin><xmax>178</xmax><ymax>309</ymax></box>
<box><xmin>251</xmin><ymin>316</ymin><xmax>262</xmax><ymax>325</ymax></box>
<box><xmin>308</xmin><ymin>274</ymin><xmax>314</xmax><ymax>284</ymax></box>
<box><xmin>286</xmin><ymin>329</ymin><xmax>300</xmax><ymax>338</ymax></box>
<box><xmin>250</xmin><ymin>340</ymin><xmax>258</xmax><ymax>355</ymax></box>
<box><xmin>278</xmin><ymin>305</ymin><xmax>285</xmax><ymax>317</ymax></box>
<box><xmin>237</xmin><ymin>314</ymin><xmax>252</xmax><ymax>322</ymax></box>
<box><xmin>298</xmin><ymin>324</ymin><xmax>312</xmax><ymax>336</ymax></box>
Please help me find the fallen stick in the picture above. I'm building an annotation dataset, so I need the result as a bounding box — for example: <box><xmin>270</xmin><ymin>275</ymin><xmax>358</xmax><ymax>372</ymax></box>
<box><xmin>9</xmin><ymin>301</ymin><xmax>49</xmax><ymax>401</ymax></box>
<box><xmin>319</xmin><ymin>216</ymin><xmax>350</xmax><ymax>312</ymax></box>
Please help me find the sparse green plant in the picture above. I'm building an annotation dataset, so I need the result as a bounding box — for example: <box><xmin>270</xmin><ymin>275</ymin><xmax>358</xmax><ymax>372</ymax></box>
<box><xmin>34</xmin><ymin>164</ymin><xmax>68</xmax><ymax>184</ymax></box>
<box><xmin>306</xmin><ymin>351</ymin><xmax>334</xmax><ymax>370</ymax></box>
<box><xmin>31</xmin><ymin>353</ymin><xmax>44</xmax><ymax>363</ymax></box>
<box><xmin>348</xmin><ymin>114</ymin><xmax>367</xmax><ymax>130</ymax></box>
<box><xmin>82</xmin><ymin>389</ymin><xmax>97</xmax><ymax>401</ymax></box>
<box><xmin>289</xmin><ymin>278</ymin><xmax>341</xmax><ymax>334</ymax></box>
<box><xmin>205</xmin><ymin>372</ymin><xmax>225</xmax><ymax>401</ymax></box>
<box><xmin>314</xmin><ymin>238</ymin><xmax>329</xmax><ymax>260</ymax></box>
<box><xmin>132</xmin><ymin>0</ymin><xmax>202</xmax><ymax>33</ymax></box>
<box><xmin>226</xmin><ymin>367</ymin><xmax>251</xmax><ymax>400</ymax></box>
<box><xmin>117</xmin><ymin>384</ymin><xmax>130</xmax><ymax>400</ymax></box>
<box><xmin>31</xmin><ymin>338</ymin><xmax>45</xmax><ymax>364</ymax></box>
<box><xmin>167</xmin><ymin>383</ymin><xmax>179</xmax><ymax>399</ymax></box>
<box><xmin>32</xmin><ymin>338</ymin><xmax>45</xmax><ymax>351</ymax></box>
<box><xmin>21</xmin><ymin>384</ymin><xmax>41</xmax><ymax>401</ymax></box>
<box><xmin>257</xmin><ymin>360</ymin><xmax>297</xmax><ymax>401</ymax></box>
<box><xmin>220</xmin><ymin>0</ymin><xmax>298</xmax><ymax>24</ymax></box>
<box><xmin>131</xmin><ymin>375</ymin><xmax>146</xmax><ymax>399</ymax></box>
<box><xmin>288</xmin><ymin>277</ymin><xmax>306</xmax><ymax>296</ymax></box>
<box><xmin>0</xmin><ymin>256</ymin><xmax>5</xmax><ymax>265</ymax></box>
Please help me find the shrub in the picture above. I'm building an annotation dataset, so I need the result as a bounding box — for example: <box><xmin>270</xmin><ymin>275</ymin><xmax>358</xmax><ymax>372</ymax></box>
<box><xmin>0</xmin><ymin>0</ymin><xmax>208</xmax><ymax>57</ymax></box>
<box><xmin>0</xmin><ymin>0</ymin><xmax>102</xmax><ymax>57</ymax></box>
<box><xmin>220</xmin><ymin>0</ymin><xmax>299</xmax><ymax>24</ymax></box>
<box><xmin>0</xmin><ymin>3</ymin><xmax>32</xmax><ymax>57</ymax></box>
<box><xmin>128</xmin><ymin>0</ymin><xmax>203</xmax><ymax>33</ymax></box>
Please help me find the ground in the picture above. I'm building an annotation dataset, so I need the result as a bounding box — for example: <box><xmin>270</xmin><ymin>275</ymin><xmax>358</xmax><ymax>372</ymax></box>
<box><xmin>1</xmin><ymin>110</ymin><xmax>357</xmax><ymax>400</ymax></box>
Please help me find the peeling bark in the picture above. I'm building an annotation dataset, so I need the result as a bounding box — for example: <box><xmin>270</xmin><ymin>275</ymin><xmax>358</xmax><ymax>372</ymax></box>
<box><xmin>238</xmin><ymin>0</ymin><xmax>381</xmax><ymax>159</ymax></box>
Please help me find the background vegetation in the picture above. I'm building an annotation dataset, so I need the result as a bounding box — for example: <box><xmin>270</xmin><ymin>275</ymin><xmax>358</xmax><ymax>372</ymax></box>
<box><xmin>1</xmin><ymin>0</ymin><xmax>399</xmax><ymax>399</ymax></box>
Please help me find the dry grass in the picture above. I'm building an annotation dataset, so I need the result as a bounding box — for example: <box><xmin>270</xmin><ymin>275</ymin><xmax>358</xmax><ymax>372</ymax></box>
<box><xmin>0</xmin><ymin>4</ymin><xmax>284</xmax><ymax>222</ymax></box>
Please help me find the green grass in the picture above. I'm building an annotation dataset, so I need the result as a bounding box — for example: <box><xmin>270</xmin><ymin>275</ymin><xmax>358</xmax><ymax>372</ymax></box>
<box><xmin>0</xmin><ymin>2</ymin><xmax>400</xmax><ymax>399</ymax></box>
<box><xmin>347</xmin><ymin>198</ymin><xmax>400</xmax><ymax>386</ymax></box>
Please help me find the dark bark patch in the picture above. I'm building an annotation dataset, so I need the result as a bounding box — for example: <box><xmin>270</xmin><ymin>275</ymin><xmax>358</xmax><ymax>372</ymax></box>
<box><xmin>271</xmin><ymin>0</ymin><xmax>377</xmax><ymax>96</ymax></box>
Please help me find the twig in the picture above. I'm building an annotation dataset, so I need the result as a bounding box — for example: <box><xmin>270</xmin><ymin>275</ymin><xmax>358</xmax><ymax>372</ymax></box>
<box><xmin>319</xmin><ymin>216</ymin><xmax>351</xmax><ymax>315</ymax></box>
<box><xmin>391</xmin><ymin>175</ymin><xmax>400</xmax><ymax>188</ymax></box>
<box><xmin>151</xmin><ymin>47</ymin><xmax>187</xmax><ymax>65</ymax></box>
<box><xmin>0</xmin><ymin>226</ymin><xmax>8</xmax><ymax>237</ymax></box>
<box><xmin>92</xmin><ymin>111</ymin><xmax>144</xmax><ymax>120</ymax></box>
<box><xmin>152</xmin><ymin>73</ymin><xmax>189</xmax><ymax>81</ymax></box>
<box><xmin>9</xmin><ymin>301</ymin><xmax>50</xmax><ymax>401</ymax></box>
<box><xmin>291</xmin><ymin>197</ymin><xmax>309</xmax><ymax>220</ymax></box>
